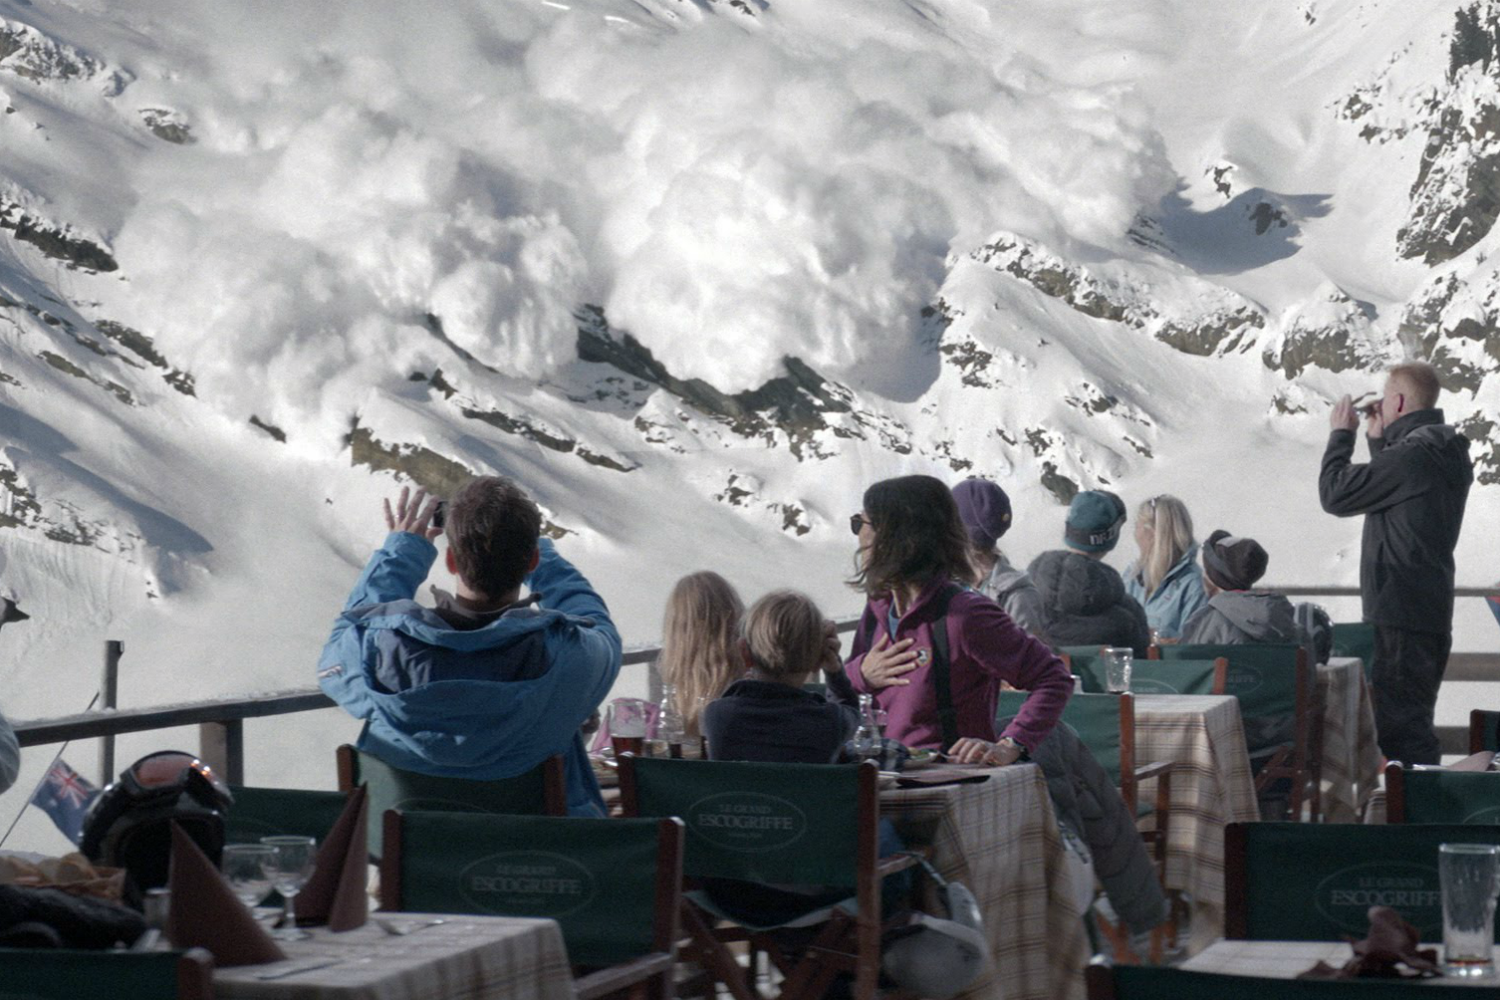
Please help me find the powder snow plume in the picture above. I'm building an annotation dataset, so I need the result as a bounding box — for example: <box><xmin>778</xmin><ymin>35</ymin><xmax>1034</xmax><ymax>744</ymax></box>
<box><xmin>94</xmin><ymin>0</ymin><xmax>1176</xmax><ymax>421</ymax></box>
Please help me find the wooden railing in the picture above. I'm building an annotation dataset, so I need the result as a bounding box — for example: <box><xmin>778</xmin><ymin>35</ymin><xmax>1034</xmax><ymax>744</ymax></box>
<box><xmin>11</xmin><ymin>587</ymin><xmax>1496</xmax><ymax>781</ymax></box>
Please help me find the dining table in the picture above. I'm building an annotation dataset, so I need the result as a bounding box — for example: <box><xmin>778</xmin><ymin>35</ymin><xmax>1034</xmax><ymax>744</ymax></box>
<box><xmin>1317</xmin><ymin>656</ymin><xmax>1383</xmax><ymax>823</ymax></box>
<box><xmin>881</xmin><ymin>762</ymin><xmax>1089</xmax><ymax>1000</ymax></box>
<box><xmin>212</xmin><ymin>913</ymin><xmax>575</xmax><ymax>1000</ymax></box>
<box><xmin>1182</xmin><ymin>938</ymin><xmax>1495</xmax><ymax>986</ymax></box>
<box><xmin>1130</xmin><ymin>693</ymin><xmax>1261</xmax><ymax>953</ymax></box>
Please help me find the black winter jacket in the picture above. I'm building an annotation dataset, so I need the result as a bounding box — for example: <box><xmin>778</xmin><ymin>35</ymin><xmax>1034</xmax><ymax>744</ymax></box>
<box><xmin>997</xmin><ymin>714</ymin><xmax>1167</xmax><ymax>933</ymax></box>
<box><xmin>1319</xmin><ymin>409</ymin><xmax>1472</xmax><ymax>635</ymax></box>
<box><xmin>1027</xmin><ymin>550</ymin><xmax>1151</xmax><ymax>656</ymax></box>
<box><xmin>702</xmin><ymin>673</ymin><xmax>860</xmax><ymax>764</ymax></box>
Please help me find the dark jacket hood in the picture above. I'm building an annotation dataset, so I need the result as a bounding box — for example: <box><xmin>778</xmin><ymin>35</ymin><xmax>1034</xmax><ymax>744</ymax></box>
<box><xmin>1029</xmin><ymin>549</ymin><xmax>1126</xmax><ymax>617</ymax></box>
<box><xmin>1388</xmin><ymin>410</ymin><xmax>1473</xmax><ymax>491</ymax></box>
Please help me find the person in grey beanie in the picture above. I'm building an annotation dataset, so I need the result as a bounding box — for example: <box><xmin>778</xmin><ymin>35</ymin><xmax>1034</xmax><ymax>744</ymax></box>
<box><xmin>1027</xmin><ymin>491</ymin><xmax>1150</xmax><ymax>655</ymax></box>
<box><xmin>1180</xmin><ymin>530</ymin><xmax>1308</xmax><ymax>651</ymax></box>
<box><xmin>952</xmin><ymin>478</ymin><xmax>1049</xmax><ymax>641</ymax></box>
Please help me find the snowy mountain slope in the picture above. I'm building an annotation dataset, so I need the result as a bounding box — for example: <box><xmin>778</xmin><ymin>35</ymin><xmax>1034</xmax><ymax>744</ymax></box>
<box><xmin>2</xmin><ymin>0</ymin><xmax>1500</xmax><ymax>849</ymax></box>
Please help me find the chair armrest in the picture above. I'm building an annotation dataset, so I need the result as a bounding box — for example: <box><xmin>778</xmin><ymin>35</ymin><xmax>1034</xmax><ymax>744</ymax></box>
<box><xmin>1134</xmin><ymin>760</ymin><xmax>1173</xmax><ymax>783</ymax></box>
<box><xmin>574</xmin><ymin>952</ymin><xmax>675</xmax><ymax>1000</ymax></box>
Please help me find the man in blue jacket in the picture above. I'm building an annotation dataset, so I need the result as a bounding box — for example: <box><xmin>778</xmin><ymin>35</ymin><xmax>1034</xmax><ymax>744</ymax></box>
<box><xmin>317</xmin><ymin>478</ymin><xmax>622</xmax><ymax>816</ymax></box>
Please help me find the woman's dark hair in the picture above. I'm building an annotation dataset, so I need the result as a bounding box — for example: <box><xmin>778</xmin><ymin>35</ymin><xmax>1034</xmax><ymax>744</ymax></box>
<box><xmin>849</xmin><ymin>475</ymin><xmax>973</xmax><ymax>596</ymax></box>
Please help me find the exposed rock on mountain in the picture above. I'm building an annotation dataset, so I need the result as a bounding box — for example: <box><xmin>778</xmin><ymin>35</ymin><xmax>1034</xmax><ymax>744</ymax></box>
<box><xmin>575</xmin><ymin>304</ymin><xmax>913</xmax><ymax>460</ymax></box>
<box><xmin>1397</xmin><ymin>3</ymin><xmax>1500</xmax><ymax>264</ymax></box>
<box><xmin>967</xmin><ymin>234</ymin><xmax>1266</xmax><ymax>358</ymax></box>
<box><xmin>1398</xmin><ymin>271</ymin><xmax>1500</xmax><ymax>392</ymax></box>
<box><xmin>0</xmin><ymin>198</ymin><xmax>117</xmax><ymax>272</ymax></box>
<box><xmin>1263</xmin><ymin>284</ymin><xmax>1388</xmax><ymax>379</ymax></box>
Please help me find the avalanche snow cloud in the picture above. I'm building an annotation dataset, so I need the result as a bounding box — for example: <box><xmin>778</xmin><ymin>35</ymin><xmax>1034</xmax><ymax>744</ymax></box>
<box><xmin>106</xmin><ymin>0</ymin><xmax>1175</xmax><ymax>411</ymax></box>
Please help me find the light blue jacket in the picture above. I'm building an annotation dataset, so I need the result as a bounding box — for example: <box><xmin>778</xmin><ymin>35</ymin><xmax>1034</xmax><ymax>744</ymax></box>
<box><xmin>317</xmin><ymin>532</ymin><xmax>622</xmax><ymax>817</ymax></box>
<box><xmin>1123</xmin><ymin>544</ymin><xmax>1209</xmax><ymax>640</ymax></box>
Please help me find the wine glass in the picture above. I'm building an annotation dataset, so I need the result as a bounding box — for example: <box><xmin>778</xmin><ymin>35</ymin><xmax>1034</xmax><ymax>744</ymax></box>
<box><xmin>259</xmin><ymin>835</ymin><xmax>317</xmax><ymax>941</ymax></box>
<box><xmin>221</xmin><ymin>844</ymin><xmax>276</xmax><ymax>912</ymax></box>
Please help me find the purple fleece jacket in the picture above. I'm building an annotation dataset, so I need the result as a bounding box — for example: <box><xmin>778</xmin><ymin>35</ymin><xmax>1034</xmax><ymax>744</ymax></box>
<box><xmin>845</xmin><ymin>579</ymin><xmax>1072</xmax><ymax>752</ymax></box>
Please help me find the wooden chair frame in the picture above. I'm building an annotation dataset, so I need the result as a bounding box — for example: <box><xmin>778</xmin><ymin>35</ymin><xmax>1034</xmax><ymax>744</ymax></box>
<box><xmin>1093</xmin><ymin>693</ymin><xmax>1174</xmax><ymax>964</ymax></box>
<box><xmin>1223</xmin><ymin>821</ymin><xmax>1252</xmax><ymax>939</ymax></box>
<box><xmin>0</xmin><ymin>948</ymin><xmax>214</xmax><ymax>1000</ymax></box>
<box><xmin>381</xmin><ymin>809</ymin><xmax>683</xmax><ymax>1000</ymax></box>
<box><xmin>618</xmin><ymin>757</ymin><xmax>921</xmax><ymax>1000</ymax></box>
<box><xmin>335</xmin><ymin>744</ymin><xmax>567</xmax><ymax>816</ymax></box>
<box><xmin>1384</xmin><ymin>761</ymin><xmax>1408</xmax><ymax>824</ymax></box>
<box><xmin>1470</xmin><ymin>709</ymin><xmax>1500</xmax><ymax>754</ymax></box>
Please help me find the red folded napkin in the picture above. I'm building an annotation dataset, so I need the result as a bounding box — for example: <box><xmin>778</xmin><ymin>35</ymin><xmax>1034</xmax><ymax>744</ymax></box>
<box><xmin>166</xmin><ymin>823</ymin><xmax>286</xmax><ymax>966</ymax></box>
<box><xmin>1297</xmin><ymin>906</ymin><xmax>1440</xmax><ymax>980</ymax></box>
<box><xmin>295</xmin><ymin>785</ymin><xmax>368</xmax><ymax>931</ymax></box>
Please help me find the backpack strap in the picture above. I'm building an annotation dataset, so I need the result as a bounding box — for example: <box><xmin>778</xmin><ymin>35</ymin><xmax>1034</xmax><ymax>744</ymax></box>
<box><xmin>927</xmin><ymin>583</ymin><xmax>964</xmax><ymax>752</ymax></box>
<box><xmin>856</xmin><ymin>601</ymin><xmax>880</xmax><ymax>653</ymax></box>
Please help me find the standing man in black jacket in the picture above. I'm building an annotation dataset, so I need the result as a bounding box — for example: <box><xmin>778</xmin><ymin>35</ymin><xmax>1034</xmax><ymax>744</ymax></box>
<box><xmin>1320</xmin><ymin>361</ymin><xmax>1473</xmax><ymax>765</ymax></box>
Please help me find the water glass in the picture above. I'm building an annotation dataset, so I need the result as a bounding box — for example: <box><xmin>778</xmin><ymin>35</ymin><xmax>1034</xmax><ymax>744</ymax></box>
<box><xmin>221</xmin><ymin>844</ymin><xmax>276</xmax><ymax>910</ymax></box>
<box><xmin>1103</xmin><ymin>648</ymin><xmax>1133</xmax><ymax>693</ymax></box>
<box><xmin>1440</xmin><ymin>842</ymin><xmax>1500</xmax><ymax>977</ymax></box>
<box><xmin>260</xmin><ymin>835</ymin><xmax>317</xmax><ymax>941</ymax></box>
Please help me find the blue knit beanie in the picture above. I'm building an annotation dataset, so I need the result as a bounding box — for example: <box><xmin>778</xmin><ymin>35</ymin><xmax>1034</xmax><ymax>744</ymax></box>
<box><xmin>1064</xmin><ymin>490</ymin><xmax>1126</xmax><ymax>553</ymax></box>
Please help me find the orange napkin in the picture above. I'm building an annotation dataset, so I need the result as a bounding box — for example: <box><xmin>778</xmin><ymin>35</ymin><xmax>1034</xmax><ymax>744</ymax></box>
<box><xmin>295</xmin><ymin>785</ymin><xmax>369</xmax><ymax>931</ymax></box>
<box><xmin>166</xmin><ymin>823</ymin><xmax>286</xmax><ymax>966</ymax></box>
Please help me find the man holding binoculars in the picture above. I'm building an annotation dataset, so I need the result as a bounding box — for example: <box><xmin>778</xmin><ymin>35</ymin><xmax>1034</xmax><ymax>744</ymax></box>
<box><xmin>1320</xmin><ymin>361</ymin><xmax>1473</xmax><ymax>765</ymax></box>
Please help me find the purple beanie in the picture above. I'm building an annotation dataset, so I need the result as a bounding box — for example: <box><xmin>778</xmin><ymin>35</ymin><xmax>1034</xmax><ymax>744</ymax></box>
<box><xmin>952</xmin><ymin>478</ymin><xmax>1013</xmax><ymax>550</ymax></box>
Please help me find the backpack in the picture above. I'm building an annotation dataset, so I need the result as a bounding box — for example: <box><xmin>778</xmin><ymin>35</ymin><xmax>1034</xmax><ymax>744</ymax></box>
<box><xmin>1294</xmin><ymin>601</ymin><xmax>1333</xmax><ymax>665</ymax></box>
<box><xmin>80</xmin><ymin>751</ymin><xmax>232</xmax><ymax>905</ymax></box>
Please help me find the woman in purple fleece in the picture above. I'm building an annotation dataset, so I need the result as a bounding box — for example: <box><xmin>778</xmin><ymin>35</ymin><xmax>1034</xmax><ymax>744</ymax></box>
<box><xmin>844</xmin><ymin>475</ymin><xmax>1072</xmax><ymax>765</ymax></box>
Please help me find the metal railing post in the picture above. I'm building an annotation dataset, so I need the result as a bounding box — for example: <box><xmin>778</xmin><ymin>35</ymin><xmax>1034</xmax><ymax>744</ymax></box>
<box><xmin>198</xmin><ymin>719</ymin><xmax>243</xmax><ymax>786</ymax></box>
<box><xmin>99</xmin><ymin>640</ymin><xmax>122</xmax><ymax>783</ymax></box>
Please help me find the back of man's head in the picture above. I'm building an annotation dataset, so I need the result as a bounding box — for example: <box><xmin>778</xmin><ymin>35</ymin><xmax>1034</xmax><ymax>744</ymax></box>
<box><xmin>1388</xmin><ymin>360</ymin><xmax>1442</xmax><ymax>411</ymax></box>
<box><xmin>446</xmin><ymin>476</ymin><xmax>542</xmax><ymax>599</ymax></box>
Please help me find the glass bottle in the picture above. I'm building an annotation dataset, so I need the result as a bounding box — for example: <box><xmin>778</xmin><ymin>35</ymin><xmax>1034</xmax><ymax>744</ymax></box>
<box><xmin>657</xmin><ymin>683</ymin><xmax>687</xmax><ymax>758</ymax></box>
<box><xmin>853</xmin><ymin>694</ymin><xmax>882</xmax><ymax>763</ymax></box>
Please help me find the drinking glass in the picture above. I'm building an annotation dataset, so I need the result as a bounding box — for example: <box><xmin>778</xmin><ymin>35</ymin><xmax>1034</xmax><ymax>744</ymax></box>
<box><xmin>1103</xmin><ymin>647</ymin><xmax>1133</xmax><ymax>693</ymax></box>
<box><xmin>607</xmin><ymin>703</ymin><xmax>648</xmax><ymax>757</ymax></box>
<box><xmin>260</xmin><ymin>835</ymin><xmax>317</xmax><ymax>941</ymax></box>
<box><xmin>221</xmin><ymin>844</ymin><xmax>276</xmax><ymax>911</ymax></box>
<box><xmin>1440</xmin><ymin>843</ymin><xmax>1500</xmax><ymax>977</ymax></box>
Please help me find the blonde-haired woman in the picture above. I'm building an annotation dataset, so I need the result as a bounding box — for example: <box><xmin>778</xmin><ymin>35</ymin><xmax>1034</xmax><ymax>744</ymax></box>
<box><xmin>656</xmin><ymin>571</ymin><xmax>745</xmax><ymax>737</ymax></box>
<box><xmin>1122</xmin><ymin>495</ymin><xmax>1208</xmax><ymax>640</ymax></box>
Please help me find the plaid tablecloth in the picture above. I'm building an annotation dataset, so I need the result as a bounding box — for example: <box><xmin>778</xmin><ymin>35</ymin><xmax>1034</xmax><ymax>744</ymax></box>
<box><xmin>1132</xmin><ymin>694</ymin><xmax>1260</xmax><ymax>953</ymax></box>
<box><xmin>213</xmin><ymin>913</ymin><xmax>575</xmax><ymax>1000</ymax></box>
<box><xmin>1317</xmin><ymin>657</ymin><xmax>1383</xmax><ymax>823</ymax></box>
<box><xmin>1182</xmin><ymin>939</ymin><xmax>1489</xmax><ymax>986</ymax></box>
<box><xmin>882</xmin><ymin>763</ymin><xmax>1088</xmax><ymax>1000</ymax></box>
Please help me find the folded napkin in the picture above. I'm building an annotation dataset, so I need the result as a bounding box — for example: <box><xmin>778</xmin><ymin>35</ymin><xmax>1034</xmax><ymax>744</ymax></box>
<box><xmin>1297</xmin><ymin>905</ymin><xmax>1440</xmax><ymax>980</ymax></box>
<box><xmin>1446</xmin><ymin>751</ymin><xmax>1497</xmax><ymax>773</ymax></box>
<box><xmin>166</xmin><ymin>823</ymin><xmax>286</xmax><ymax>966</ymax></box>
<box><xmin>895</xmin><ymin>765</ymin><xmax>992</xmax><ymax>788</ymax></box>
<box><xmin>295</xmin><ymin>785</ymin><xmax>368</xmax><ymax>931</ymax></box>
